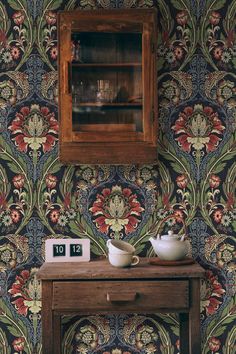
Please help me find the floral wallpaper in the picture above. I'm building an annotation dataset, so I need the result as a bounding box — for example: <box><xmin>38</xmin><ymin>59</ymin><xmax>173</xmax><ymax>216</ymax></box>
<box><xmin>0</xmin><ymin>0</ymin><xmax>235</xmax><ymax>353</ymax></box>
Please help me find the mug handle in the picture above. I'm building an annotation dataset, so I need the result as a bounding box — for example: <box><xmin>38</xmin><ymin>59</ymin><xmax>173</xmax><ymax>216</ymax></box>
<box><xmin>106</xmin><ymin>240</ymin><xmax>111</xmax><ymax>248</ymax></box>
<box><xmin>131</xmin><ymin>255</ymin><xmax>139</xmax><ymax>266</ymax></box>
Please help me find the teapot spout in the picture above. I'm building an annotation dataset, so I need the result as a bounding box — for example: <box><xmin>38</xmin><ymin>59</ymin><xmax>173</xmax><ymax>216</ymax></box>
<box><xmin>180</xmin><ymin>234</ymin><xmax>185</xmax><ymax>241</ymax></box>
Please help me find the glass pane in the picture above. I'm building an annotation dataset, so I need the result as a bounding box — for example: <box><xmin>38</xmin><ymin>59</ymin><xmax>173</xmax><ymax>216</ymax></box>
<box><xmin>71</xmin><ymin>32</ymin><xmax>143</xmax><ymax>133</ymax></box>
<box><xmin>71</xmin><ymin>32</ymin><xmax>142</xmax><ymax>64</ymax></box>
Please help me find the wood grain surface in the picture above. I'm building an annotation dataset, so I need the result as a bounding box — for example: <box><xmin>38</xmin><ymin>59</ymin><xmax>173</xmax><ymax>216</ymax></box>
<box><xmin>37</xmin><ymin>257</ymin><xmax>205</xmax><ymax>280</ymax></box>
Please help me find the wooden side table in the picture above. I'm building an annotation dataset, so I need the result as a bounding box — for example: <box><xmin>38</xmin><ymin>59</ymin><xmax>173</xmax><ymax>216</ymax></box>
<box><xmin>37</xmin><ymin>258</ymin><xmax>205</xmax><ymax>354</ymax></box>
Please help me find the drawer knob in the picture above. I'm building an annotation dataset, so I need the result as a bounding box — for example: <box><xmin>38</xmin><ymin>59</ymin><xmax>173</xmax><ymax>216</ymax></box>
<box><xmin>107</xmin><ymin>292</ymin><xmax>138</xmax><ymax>302</ymax></box>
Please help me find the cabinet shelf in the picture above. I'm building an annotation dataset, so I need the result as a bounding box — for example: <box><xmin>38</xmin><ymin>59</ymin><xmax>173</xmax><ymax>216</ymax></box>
<box><xmin>73</xmin><ymin>123</ymin><xmax>136</xmax><ymax>132</ymax></box>
<box><xmin>73</xmin><ymin>102</ymin><xmax>142</xmax><ymax>108</ymax></box>
<box><xmin>72</xmin><ymin>62</ymin><xmax>142</xmax><ymax>68</ymax></box>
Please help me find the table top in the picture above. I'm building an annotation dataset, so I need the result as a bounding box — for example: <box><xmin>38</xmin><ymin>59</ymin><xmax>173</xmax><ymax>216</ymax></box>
<box><xmin>37</xmin><ymin>257</ymin><xmax>205</xmax><ymax>280</ymax></box>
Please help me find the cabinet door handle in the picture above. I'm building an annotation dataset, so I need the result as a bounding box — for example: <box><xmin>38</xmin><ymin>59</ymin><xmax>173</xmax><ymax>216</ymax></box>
<box><xmin>63</xmin><ymin>61</ymin><xmax>71</xmax><ymax>94</ymax></box>
<box><xmin>107</xmin><ymin>292</ymin><xmax>138</xmax><ymax>302</ymax></box>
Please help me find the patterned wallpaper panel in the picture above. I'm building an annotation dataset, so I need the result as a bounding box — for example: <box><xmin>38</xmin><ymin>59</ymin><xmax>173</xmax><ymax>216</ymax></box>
<box><xmin>0</xmin><ymin>0</ymin><xmax>235</xmax><ymax>353</ymax></box>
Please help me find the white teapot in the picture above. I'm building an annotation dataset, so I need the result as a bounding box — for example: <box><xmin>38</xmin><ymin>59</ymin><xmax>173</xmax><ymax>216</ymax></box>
<box><xmin>149</xmin><ymin>230</ymin><xmax>188</xmax><ymax>261</ymax></box>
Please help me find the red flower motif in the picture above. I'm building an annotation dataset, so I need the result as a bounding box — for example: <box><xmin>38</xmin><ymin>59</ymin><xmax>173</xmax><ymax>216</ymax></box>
<box><xmin>12</xmin><ymin>337</ymin><xmax>25</xmax><ymax>352</ymax></box>
<box><xmin>174</xmin><ymin>46</ymin><xmax>184</xmax><ymax>60</ymax></box>
<box><xmin>64</xmin><ymin>192</ymin><xmax>71</xmax><ymax>209</ymax></box>
<box><xmin>209</xmin><ymin>174</ymin><xmax>220</xmax><ymax>188</ymax></box>
<box><xmin>208</xmin><ymin>336</ymin><xmax>221</xmax><ymax>352</ymax></box>
<box><xmin>209</xmin><ymin>11</ymin><xmax>221</xmax><ymax>25</ymax></box>
<box><xmin>8</xmin><ymin>104</ymin><xmax>59</xmax><ymax>153</ymax></box>
<box><xmin>226</xmin><ymin>192</ymin><xmax>234</xmax><ymax>210</ymax></box>
<box><xmin>45</xmin><ymin>11</ymin><xmax>57</xmax><ymax>25</ymax></box>
<box><xmin>176</xmin><ymin>11</ymin><xmax>188</xmax><ymax>26</ymax></box>
<box><xmin>13</xmin><ymin>174</ymin><xmax>25</xmax><ymax>189</ymax></box>
<box><xmin>213</xmin><ymin>47</ymin><xmax>223</xmax><ymax>60</ymax></box>
<box><xmin>11</xmin><ymin>209</ymin><xmax>21</xmax><ymax>223</ymax></box>
<box><xmin>172</xmin><ymin>104</ymin><xmax>225</xmax><ymax>153</ymax></box>
<box><xmin>176</xmin><ymin>174</ymin><xmax>188</xmax><ymax>189</ymax></box>
<box><xmin>45</xmin><ymin>174</ymin><xmax>57</xmax><ymax>189</ymax></box>
<box><xmin>174</xmin><ymin>210</ymin><xmax>184</xmax><ymax>223</ymax></box>
<box><xmin>0</xmin><ymin>29</ymin><xmax>7</xmax><ymax>46</ymax></box>
<box><xmin>12</xmin><ymin>11</ymin><xmax>25</xmax><ymax>25</ymax></box>
<box><xmin>162</xmin><ymin>31</ymin><xmax>170</xmax><ymax>46</ymax></box>
<box><xmin>201</xmin><ymin>270</ymin><xmax>225</xmax><ymax>316</ymax></box>
<box><xmin>50</xmin><ymin>46</ymin><xmax>58</xmax><ymax>60</ymax></box>
<box><xmin>89</xmin><ymin>185</ymin><xmax>144</xmax><ymax>235</ymax></box>
<box><xmin>49</xmin><ymin>210</ymin><xmax>59</xmax><ymax>223</ymax></box>
<box><xmin>0</xmin><ymin>193</ymin><xmax>7</xmax><ymax>210</ymax></box>
<box><xmin>9</xmin><ymin>270</ymin><xmax>31</xmax><ymax>316</ymax></box>
<box><xmin>8</xmin><ymin>268</ymin><xmax>41</xmax><ymax>316</ymax></box>
<box><xmin>11</xmin><ymin>46</ymin><xmax>20</xmax><ymax>60</ymax></box>
<box><xmin>226</xmin><ymin>29</ymin><xmax>235</xmax><ymax>48</ymax></box>
<box><xmin>162</xmin><ymin>193</ymin><xmax>171</xmax><ymax>209</ymax></box>
<box><xmin>213</xmin><ymin>209</ymin><xmax>223</xmax><ymax>223</ymax></box>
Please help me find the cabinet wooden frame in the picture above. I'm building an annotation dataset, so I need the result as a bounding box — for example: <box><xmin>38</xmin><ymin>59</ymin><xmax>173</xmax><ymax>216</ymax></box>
<box><xmin>58</xmin><ymin>9</ymin><xmax>157</xmax><ymax>164</ymax></box>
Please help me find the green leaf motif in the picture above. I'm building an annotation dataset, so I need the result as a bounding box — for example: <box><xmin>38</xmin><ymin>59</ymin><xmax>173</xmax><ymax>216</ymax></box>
<box><xmin>64</xmin><ymin>0</ymin><xmax>77</xmax><ymax>10</ymax></box>
<box><xmin>8</xmin><ymin>0</ymin><xmax>27</xmax><ymax>10</ymax></box>
<box><xmin>212</xmin><ymin>163</ymin><xmax>227</xmax><ymax>174</ymax></box>
<box><xmin>170</xmin><ymin>0</ymin><xmax>190</xmax><ymax>11</ymax></box>
<box><xmin>48</xmin><ymin>0</ymin><xmax>64</xmax><ymax>11</ymax></box>
<box><xmin>0</xmin><ymin>2</ymin><xmax>10</xmax><ymax>33</ymax></box>
<box><xmin>213</xmin><ymin>326</ymin><xmax>228</xmax><ymax>338</ymax></box>
<box><xmin>43</xmin><ymin>0</ymin><xmax>63</xmax><ymax>10</ymax></box>
<box><xmin>203</xmin><ymin>298</ymin><xmax>236</xmax><ymax>353</ymax></box>
<box><xmin>42</xmin><ymin>158</ymin><xmax>61</xmax><ymax>177</ymax></box>
<box><xmin>0</xmin><ymin>326</ymin><xmax>11</xmax><ymax>354</ymax></box>
<box><xmin>222</xmin><ymin>326</ymin><xmax>236</xmax><ymax>354</ymax></box>
<box><xmin>0</xmin><ymin>300</ymin><xmax>32</xmax><ymax>353</ymax></box>
<box><xmin>210</xmin><ymin>0</ymin><xmax>227</xmax><ymax>11</ymax></box>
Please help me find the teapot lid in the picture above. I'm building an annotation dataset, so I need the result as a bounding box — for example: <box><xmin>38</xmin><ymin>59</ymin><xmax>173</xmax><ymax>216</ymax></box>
<box><xmin>161</xmin><ymin>230</ymin><xmax>181</xmax><ymax>240</ymax></box>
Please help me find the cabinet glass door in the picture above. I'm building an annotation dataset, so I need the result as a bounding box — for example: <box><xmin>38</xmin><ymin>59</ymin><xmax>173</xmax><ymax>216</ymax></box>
<box><xmin>70</xmin><ymin>32</ymin><xmax>143</xmax><ymax>135</ymax></box>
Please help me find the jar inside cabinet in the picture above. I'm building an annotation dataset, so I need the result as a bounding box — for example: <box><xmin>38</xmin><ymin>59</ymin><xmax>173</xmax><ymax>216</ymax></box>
<box><xmin>58</xmin><ymin>9</ymin><xmax>157</xmax><ymax>164</ymax></box>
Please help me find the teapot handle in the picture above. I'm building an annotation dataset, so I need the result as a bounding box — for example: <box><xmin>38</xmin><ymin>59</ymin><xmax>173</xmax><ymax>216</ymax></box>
<box><xmin>106</xmin><ymin>239</ymin><xmax>112</xmax><ymax>247</ymax></box>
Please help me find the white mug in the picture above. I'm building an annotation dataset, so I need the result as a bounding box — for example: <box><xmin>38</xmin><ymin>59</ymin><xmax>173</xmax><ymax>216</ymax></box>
<box><xmin>106</xmin><ymin>239</ymin><xmax>136</xmax><ymax>254</ymax></box>
<box><xmin>108</xmin><ymin>252</ymin><xmax>139</xmax><ymax>268</ymax></box>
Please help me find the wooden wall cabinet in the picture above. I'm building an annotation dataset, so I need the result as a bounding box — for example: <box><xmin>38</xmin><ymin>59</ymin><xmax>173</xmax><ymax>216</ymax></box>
<box><xmin>58</xmin><ymin>9</ymin><xmax>157</xmax><ymax>164</ymax></box>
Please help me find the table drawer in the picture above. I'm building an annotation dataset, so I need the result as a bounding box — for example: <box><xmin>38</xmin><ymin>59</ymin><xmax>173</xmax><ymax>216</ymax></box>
<box><xmin>52</xmin><ymin>280</ymin><xmax>189</xmax><ymax>312</ymax></box>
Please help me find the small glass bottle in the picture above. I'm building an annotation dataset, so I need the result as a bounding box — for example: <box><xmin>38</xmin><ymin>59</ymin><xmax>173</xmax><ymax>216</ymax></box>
<box><xmin>77</xmin><ymin>81</ymin><xmax>84</xmax><ymax>102</ymax></box>
<box><xmin>75</xmin><ymin>40</ymin><xmax>82</xmax><ymax>62</ymax></box>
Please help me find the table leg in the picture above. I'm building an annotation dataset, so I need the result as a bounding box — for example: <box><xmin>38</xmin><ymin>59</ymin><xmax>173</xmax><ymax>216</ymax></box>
<box><xmin>179</xmin><ymin>313</ymin><xmax>189</xmax><ymax>354</ymax></box>
<box><xmin>53</xmin><ymin>314</ymin><xmax>61</xmax><ymax>354</ymax></box>
<box><xmin>189</xmin><ymin>278</ymin><xmax>201</xmax><ymax>354</ymax></box>
<box><xmin>179</xmin><ymin>278</ymin><xmax>201</xmax><ymax>354</ymax></box>
<box><xmin>41</xmin><ymin>281</ymin><xmax>53</xmax><ymax>354</ymax></box>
